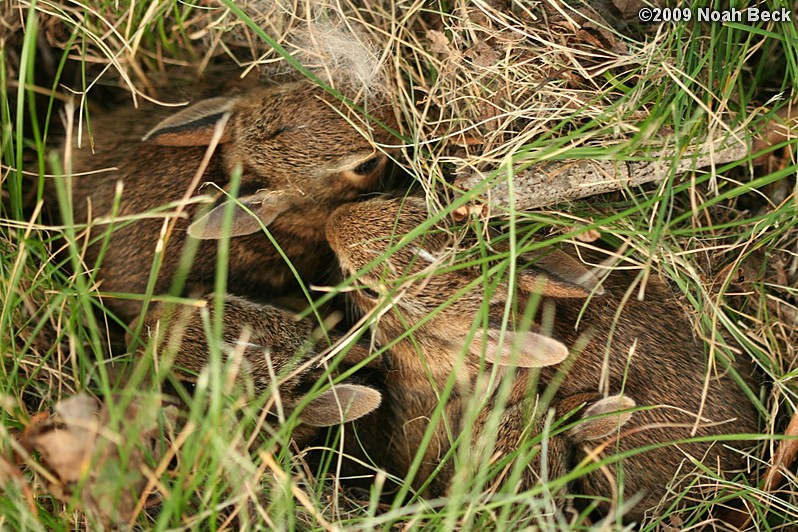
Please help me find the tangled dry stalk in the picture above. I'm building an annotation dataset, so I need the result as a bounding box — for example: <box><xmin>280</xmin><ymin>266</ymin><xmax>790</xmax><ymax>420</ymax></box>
<box><xmin>2</xmin><ymin>0</ymin><xmax>797</xmax><ymax>528</ymax></box>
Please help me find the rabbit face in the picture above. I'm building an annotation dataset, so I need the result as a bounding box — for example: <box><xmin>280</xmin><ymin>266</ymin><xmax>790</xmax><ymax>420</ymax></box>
<box><xmin>326</xmin><ymin>197</ymin><xmax>451</xmax><ymax>312</ymax></box>
<box><xmin>230</xmin><ymin>83</ymin><xmax>390</xmax><ymax>198</ymax></box>
<box><xmin>144</xmin><ymin>80</ymin><xmax>394</xmax><ymax>240</ymax></box>
<box><xmin>327</xmin><ymin>197</ymin><xmax>481</xmax><ymax>354</ymax></box>
<box><xmin>326</xmin><ymin>197</ymin><xmax>570</xmax><ymax>373</ymax></box>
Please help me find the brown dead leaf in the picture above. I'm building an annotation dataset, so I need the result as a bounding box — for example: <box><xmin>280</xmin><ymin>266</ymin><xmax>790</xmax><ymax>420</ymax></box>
<box><xmin>764</xmin><ymin>411</ymin><xmax>798</xmax><ymax>493</ymax></box>
<box><xmin>562</xmin><ymin>221</ymin><xmax>601</xmax><ymax>243</ymax></box>
<box><xmin>452</xmin><ymin>135</ymin><xmax>485</xmax><ymax>147</ymax></box>
<box><xmin>575</xmin><ymin>28</ymin><xmax>610</xmax><ymax>51</ymax></box>
<box><xmin>464</xmin><ymin>41</ymin><xmax>498</xmax><ymax>69</ymax></box>
<box><xmin>452</xmin><ymin>204</ymin><xmax>489</xmax><ymax>222</ymax></box>
<box><xmin>611</xmin><ymin>0</ymin><xmax>649</xmax><ymax>20</ymax></box>
<box><xmin>22</xmin><ymin>393</ymin><xmax>179</xmax><ymax>526</ymax></box>
<box><xmin>753</xmin><ymin>106</ymin><xmax>797</xmax><ymax>165</ymax></box>
<box><xmin>427</xmin><ymin>29</ymin><xmax>453</xmax><ymax>56</ymax></box>
<box><xmin>716</xmin><ymin>253</ymin><xmax>765</xmax><ymax>293</ymax></box>
<box><xmin>771</xmin><ymin>254</ymin><xmax>791</xmax><ymax>287</ymax></box>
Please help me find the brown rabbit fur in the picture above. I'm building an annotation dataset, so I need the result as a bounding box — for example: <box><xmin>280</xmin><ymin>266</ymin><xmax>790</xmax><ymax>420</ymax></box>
<box><xmin>51</xmin><ymin>78</ymin><xmax>395</xmax><ymax>324</ymax></box>
<box><xmin>133</xmin><ymin>294</ymin><xmax>382</xmax><ymax>448</ymax></box>
<box><xmin>325</xmin><ymin>196</ymin><xmax>759</xmax><ymax>520</ymax></box>
<box><xmin>133</xmin><ymin>291</ymin><xmax>634</xmax><ymax>499</ymax></box>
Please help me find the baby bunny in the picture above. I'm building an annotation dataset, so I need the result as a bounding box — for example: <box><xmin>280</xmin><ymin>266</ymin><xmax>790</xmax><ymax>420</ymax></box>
<box><xmin>325</xmin><ymin>197</ymin><xmax>759</xmax><ymax>520</ymax></box>
<box><xmin>133</xmin><ymin>294</ymin><xmax>382</xmax><ymax>447</ymax></box>
<box><xmin>52</xmin><ymin>78</ymin><xmax>395</xmax><ymax>324</ymax></box>
<box><xmin>132</xmin><ymin>291</ymin><xmax>634</xmax><ymax>497</ymax></box>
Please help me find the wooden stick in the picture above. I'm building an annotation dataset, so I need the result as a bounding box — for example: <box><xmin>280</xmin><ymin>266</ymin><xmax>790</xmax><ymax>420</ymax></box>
<box><xmin>455</xmin><ymin>107</ymin><xmax>798</xmax><ymax>211</ymax></box>
<box><xmin>453</xmin><ymin>138</ymin><xmax>750</xmax><ymax>211</ymax></box>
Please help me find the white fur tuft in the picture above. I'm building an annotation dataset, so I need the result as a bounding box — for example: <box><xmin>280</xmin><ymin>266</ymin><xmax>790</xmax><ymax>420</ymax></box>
<box><xmin>289</xmin><ymin>19</ymin><xmax>387</xmax><ymax>99</ymax></box>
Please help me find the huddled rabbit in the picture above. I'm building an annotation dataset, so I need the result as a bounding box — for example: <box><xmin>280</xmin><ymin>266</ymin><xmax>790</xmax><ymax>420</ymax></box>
<box><xmin>50</xmin><ymin>78</ymin><xmax>395</xmax><ymax>324</ymax></box>
<box><xmin>325</xmin><ymin>196</ymin><xmax>759</xmax><ymax>519</ymax></box>
<box><xmin>132</xmin><ymin>294</ymin><xmax>382</xmax><ymax>447</ymax></box>
<box><xmin>132</xmin><ymin>292</ymin><xmax>634</xmax><ymax>496</ymax></box>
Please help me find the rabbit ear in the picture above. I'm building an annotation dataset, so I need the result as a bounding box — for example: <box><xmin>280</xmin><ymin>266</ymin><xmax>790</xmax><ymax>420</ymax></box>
<box><xmin>478</xmin><ymin>329</ymin><xmax>568</xmax><ymax>368</ymax></box>
<box><xmin>516</xmin><ymin>270</ymin><xmax>593</xmax><ymax>299</ymax></box>
<box><xmin>567</xmin><ymin>394</ymin><xmax>636</xmax><ymax>442</ymax></box>
<box><xmin>143</xmin><ymin>97</ymin><xmax>236</xmax><ymax>146</ymax></box>
<box><xmin>520</xmin><ymin>249</ymin><xmax>604</xmax><ymax>297</ymax></box>
<box><xmin>299</xmin><ymin>384</ymin><xmax>382</xmax><ymax>427</ymax></box>
<box><xmin>188</xmin><ymin>195</ymin><xmax>289</xmax><ymax>239</ymax></box>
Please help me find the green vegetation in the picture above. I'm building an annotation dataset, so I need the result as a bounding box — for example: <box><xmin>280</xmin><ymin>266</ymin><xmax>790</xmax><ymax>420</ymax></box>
<box><xmin>1</xmin><ymin>0</ymin><xmax>796</xmax><ymax>529</ymax></box>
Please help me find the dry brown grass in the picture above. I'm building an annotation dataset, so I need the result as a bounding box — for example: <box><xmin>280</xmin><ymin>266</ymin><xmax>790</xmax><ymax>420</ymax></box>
<box><xmin>2</xmin><ymin>0</ymin><xmax>797</xmax><ymax>529</ymax></box>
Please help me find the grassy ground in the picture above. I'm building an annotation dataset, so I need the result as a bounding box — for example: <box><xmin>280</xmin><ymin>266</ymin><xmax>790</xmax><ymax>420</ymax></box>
<box><xmin>1</xmin><ymin>0</ymin><xmax>797</xmax><ymax>529</ymax></box>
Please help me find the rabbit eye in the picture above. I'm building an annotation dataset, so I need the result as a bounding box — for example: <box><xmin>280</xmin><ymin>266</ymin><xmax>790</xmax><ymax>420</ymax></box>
<box><xmin>268</xmin><ymin>126</ymin><xmax>290</xmax><ymax>139</ymax></box>
<box><xmin>360</xmin><ymin>285</ymin><xmax>379</xmax><ymax>299</ymax></box>
<box><xmin>353</xmin><ymin>156</ymin><xmax>380</xmax><ymax>175</ymax></box>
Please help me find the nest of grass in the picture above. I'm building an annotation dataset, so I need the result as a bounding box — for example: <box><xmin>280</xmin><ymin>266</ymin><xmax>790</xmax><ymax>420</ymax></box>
<box><xmin>2</xmin><ymin>0</ymin><xmax>797</xmax><ymax>528</ymax></box>
<box><xmin>4</xmin><ymin>1</ymin><xmax>737</xmax><ymax>187</ymax></box>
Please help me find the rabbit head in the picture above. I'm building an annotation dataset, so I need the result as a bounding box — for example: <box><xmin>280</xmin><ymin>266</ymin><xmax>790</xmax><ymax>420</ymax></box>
<box><xmin>142</xmin><ymin>80</ymin><xmax>394</xmax><ymax>240</ymax></box>
<box><xmin>134</xmin><ymin>294</ymin><xmax>381</xmax><ymax>434</ymax></box>
<box><xmin>55</xmin><ymin>78</ymin><xmax>400</xmax><ymax>326</ymax></box>
<box><xmin>325</xmin><ymin>197</ymin><xmax>599</xmax><ymax>373</ymax></box>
